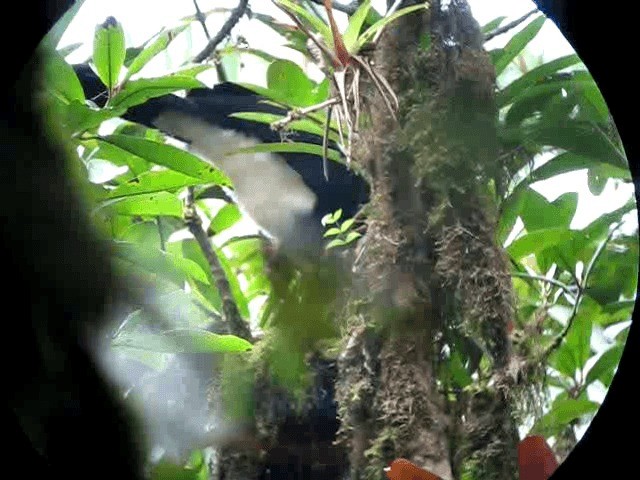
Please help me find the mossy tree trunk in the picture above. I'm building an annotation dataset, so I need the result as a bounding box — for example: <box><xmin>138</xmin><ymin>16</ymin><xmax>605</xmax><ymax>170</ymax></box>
<box><xmin>335</xmin><ymin>1</ymin><xmax>520</xmax><ymax>479</ymax></box>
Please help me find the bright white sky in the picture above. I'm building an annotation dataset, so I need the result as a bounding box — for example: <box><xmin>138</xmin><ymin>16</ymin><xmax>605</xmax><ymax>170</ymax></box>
<box><xmin>57</xmin><ymin>0</ymin><xmax>635</xmax><ymax>440</ymax></box>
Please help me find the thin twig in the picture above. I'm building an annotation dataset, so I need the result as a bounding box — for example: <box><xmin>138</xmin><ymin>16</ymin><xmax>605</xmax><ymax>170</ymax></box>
<box><xmin>270</xmin><ymin>97</ymin><xmax>341</xmax><ymax>130</ymax></box>
<box><xmin>542</xmin><ymin>222</ymin><xmax>622</xmax><ymax>359</ymax></box>
<box><xmin>511</xmin><ymin>272</ymin><xmax>573</xmax><ymax>296</ymax></box>
<box><xmin>484</xmin><ymin>8</ymin><xmax>539</xmax><ymax>42</ymax></box>
<box><xmin>308</xmin><ymin>0</ymin><xmax>359</xmax><ymax>15</ymax></box>
<box><xmin>184</xmin><ymin>187</ymin><xmax>252</xmax><ymax>341</ymax></box>
<box><xmin>193</xmin><ymin>0</ymin><xmax>250</xmax><ymax>63</ymax></box>
<box><xmin>192</xmin><ymin>0</ymin><xmax>211</xmax><ymax>40</ymax></box>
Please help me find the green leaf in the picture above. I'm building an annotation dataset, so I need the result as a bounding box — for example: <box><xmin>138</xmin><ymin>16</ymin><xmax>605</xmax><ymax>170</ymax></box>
<box><xmin>267</xmin><ymin>60</ymin><xmax>317</xmax><ymax>107</ymax></box>
<box><xmin>343</xmin><ymin>0</ymin><xmax>372</xmax><ymax>53</ymax></box>
<box><xmin>527</xmin><ymin>152</ymin><xmax>630</xmax><ymax>185</ymax></box>
<box><xmin>503</xmin><ymin>72</ymin><xmax>595</xmax><ymax>125</ymax></box>
<box><xmin>532</xmin><ymin>398</ymin><xmax>599</xmax><ymax>437</ymax></box>
<box><xmin>274</xmin><ymin>0</ymin><xmax>332</xmax><ymax>43</ymax></box>
<box><xmin>519</xmin><ymin>189</ymin><xmax>577</xmax><ymax>232</ymax></box>
<box><xmin>104</xmin><ymin>191</ymin><xmax>183</xmax><ymax>217</ymax></box>
<box><xmin>340</xmin><ymin>218</ymin><xmax>356</xmax><ymax>233</ymax></box>
<box><xmin>39</xmin><ymin>0</ymin><xmax>87</xmax><ymax>51</ymax></box>
<box><xmin>230</xmin><ymin>112</ymin><xmax>339</xmax><ymax>143</ymax></box>
<box><xmin>100</xmin><ymin>134</ymin><xmax>229</xmax><ymax>181</ymax></box>
<box><xmin>231</xmin><ymin>141</ymin><xmax>343</xmax><ymax>164</ymax></box>
<box><xmin>528</xmin><ymin>120</ymin><xmax>627</xmax><ymax>168</ymax></box>
<box><xmin>324</xmin><ymin>227</ymin><xmax>342</xmax><ymax>238</ymax></box>
<box><xmin>113</xmin><ymin>329</ymin><xmax>251</xmax><ymax>353</ymax></box>
<box><xmin>481</xmin><ymin>16</ymin><xmax>507</xmax><ymax>34</ymax></box>
<box><xmin>112</xmin><ymin>241</ymin><xmax>186</xmax><ymax>286</ymax></box>
<box><xmin>355</xmin><ymin>4</ymin><xmax>427</xmax><ymax>52</ymax></box>
<box><xmin>209</xmin><ymin>204</ymin><xmax>242</xmax><ymax>235</ymax></box>
<box><xmin>125</xmin><ymin>25</ymin><xmax>190</xmax><ymax>80</ymax></box>
<box><xmin>587</xmin><ymin>164</ymin><xmax>609</xmax><ymax>196</ymax></box>
<box><xmin>586</xmin><ymin>236</ymin><xmax>639</xmax><ymax>305</ymax></box>
<box><xmin>492</xmin><ymin>15</ymin><xmax>546</xmax><ymax>77</ymax></box>
<box><xmin>449</xmin><ymin>351</ymin><xmax>473</xmax><ymax>388</ymax></box>
<box><xmin>564</xmin><ymin>313</ymin><xmax>593</xmax><ymax>371</ymax></box>
<box><xmin>585</xmin><ymin>343</ymin><xmax>624</xmax><ymax>388</ymax></box>
<box><xmin>62</xmin><ymin>101</ymin><xmax>126</xmax><ymax>135</ymax></box>
<box><xmin>93</xmin><ymin>16</ymin><xmax>126</xmax><ymax>89</ymax></box>
<box><xmin>43</xmin><ymin>52</ymin><xmax>85</xmax><ymax>105</ymax></box>
<box><xmin>507</xmin><ymin>227</ymin><xmax>570</xmax><ymax>261</ymax></box>
<box><xmin>343</xmin><ymin>231</ymin><xmax>362</xmax><ymax>244</ymax></box>
<box><xmin>497</xmin><ymin>54</ymin><xmax>581</xmax><ymax>107</ymax></box>
<box><xmin>326</xmin><ymin>238</ymin><xmax>347</xmax><ymax>249</ymax></box>
<box><xmin>168</xmin><ymin>239</ymin><xmax>250</xmax><ymax>320</ymax></box>
<box><xmin>111</xmin><ymin>75</ymin><xmax>206</xmax><ymax>109</ymax></box>
<box><xmin>105</xmin><ymin>170</ymin><xmax>211</xmax><ymax>199</ymax></box>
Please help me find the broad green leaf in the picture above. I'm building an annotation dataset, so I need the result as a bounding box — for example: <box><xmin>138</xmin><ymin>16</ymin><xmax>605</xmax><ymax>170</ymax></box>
<box><xmin>113</xmin><ymin>329</ymin><xmax>251</xmax><ymax>353</ymax></box>
<box><xmin>564</xmin><ymin>313</ymin><xmax>593</xmax><ymax>372</ymax></box>
<box><xmin>113</xmin><ymin>241</ymin><xmax>186</xmax><ymax>286</ymax></box>
<box><xmin>57</xmin><ymin>42</ymin><xmax>84</xmax><ymax>58</ymax></box>
<box><xmin>168</xmin><ymin>239</ymin><xmax>250</xmax><ymax>319</ymax></box>
<box><xmin>520</xmin><ymin>189</ymin><xmax>578</xmax><ymax>232</ymax></box>
<box><xmin>524</xmin><ymin>120</ymin><xmax>627</xmax><ymax>169</ymax></box>
<box><xmin>586</xmin><ymin>236</ymin><xmax>638</xmax><ymax>305</ymax></box>
<box><xmin>343</xmin><ymin>0</ymin><xmax>372</xmax><ymax>53</ymax></box>
<box><xmin>125</xmin><ymin>25</ymin><xmax>190</xmax><ymax>80</ymax></box>
<box><xmin>43</xmin><ymin>51</ymin><xmax>85</xmax><ymax>105</ymax></box>
<box><xmin>326</xmin><ymin>238</ymin><xmax>347</xmax><ymax>248</ymax></box>
<box><xmin>106</xmin><ymin>170</ymin><xmax>216</xmax><ymax>199</ymax></box>
<box><xmin>267</xmin><ymin>60</ymin><xmax>317</xmax><ymax>107</ymax></box>
<box><xmin>84</xmin><ymin>137</ymin><xmax>152</xmax><ymax>176</ymax></box>
<box><xmin>507</xmin><ymin>227</ymin><xmax>570</xmax><ymax>261</ymax></box>
<box><xmin>104</xmin><ymin>191</ymin><xmax>183</xmax><ymax>217</ymax></box>
<box><xmin>324</xmin><ymin>227</ymin><xmax>342</xmax><ymax>238</ymax></box>
<box><xmin>62</xmin><ymin>101</ymin><xmax>126</xmax><ymax>135</ymax></box>
<box><xmin>527</xmin><ymin>152</ymin><xmax>630</xmax><ymax>185</ymax></box>
<box><xmin>231</xmin><ymin>141</ymin><xmax>343</xmax><ymax>164</ymax></box>
<box><xmin>209</xmin><ymin>204</ymin><xmax>242</xmax><ymax>235</ymax></box>
<box><xmin>585</xmin><ymin>343</ymin><xmax>624</xmax><ymax>388</ymax></box>
<box><xmin>340</xmin><ymin>218</ymin><xmax>356</xmax><ymax>233</ymax></box>
<box><xmin>343</xmin><ymin>231</ymin><xmax>362</xmax><ymax>244</ymax></box>
<box><xmin>100</xmin><ymin>134</ymin><xmax>228</xmax><ymax>181</ymax></box>
<box><xmin>110</xmin><ymin>75</ymin><xmax>205</xmax><ymax>109</ymax></box>
<box><xmin>532</xmin><ymin>398</ymin><xmax>599</xmax><ymax>437</ymax></box>
<box><xmin>119</xmin><ymin>220</ymin><xmax>162</xmax><ymax>246</ymax></box>
<box><xmin>493</xmin><ymin>15</ymin><xmax>546</xmax><ymax>77</ymax></box>
<box><xmin>356</xmin><ymin>4</ymin><xmax>427</xmax><ymax>51</ymax></box>
<box><xmin>93</xmin><ymin>17</ymin><xmax>126</xmax><ymax>89</ymax></box>
<box><xmin>498</xmin><ymin>54</ymin><xmax>581</xmax><ymax>107</ymax></box>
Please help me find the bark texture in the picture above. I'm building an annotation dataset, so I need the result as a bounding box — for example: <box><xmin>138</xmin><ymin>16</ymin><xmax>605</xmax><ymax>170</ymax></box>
<box><xmin>335</xmin><ymin>1</ymin><xmax>520</xmax><ymax>479</ymax></box>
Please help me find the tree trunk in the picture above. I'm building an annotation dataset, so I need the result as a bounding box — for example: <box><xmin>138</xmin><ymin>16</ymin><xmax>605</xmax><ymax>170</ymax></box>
<box><xmin>335</xmin><ymin>1</ymin><xmax>520</xmax><ymax>479</ymax></box>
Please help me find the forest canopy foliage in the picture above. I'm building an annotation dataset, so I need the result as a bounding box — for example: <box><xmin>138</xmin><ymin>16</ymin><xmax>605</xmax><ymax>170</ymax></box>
<box><xmin>37</xmin><ymin>1</ymin><xmax>636</xmax><ymax>479</ymax></box>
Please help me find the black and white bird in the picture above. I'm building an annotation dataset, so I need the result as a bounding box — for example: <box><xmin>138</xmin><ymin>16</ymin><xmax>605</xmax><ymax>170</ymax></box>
<box><xmin>73</xmin><ymin>64</ymin><xmax>369</xmax><ymax>255</ymax></box>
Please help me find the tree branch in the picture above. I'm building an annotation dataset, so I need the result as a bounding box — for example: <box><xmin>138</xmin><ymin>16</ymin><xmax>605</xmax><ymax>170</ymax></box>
<box><xmin>192</xmin><ymin>0</ymin><xmax>211</xmax><ymax>40</ymax></box>
<box><xmin>484</xmin><ymin>8</ymin><xmax>539</xmax><ymax>42</ymax></box>
<box><xmin>192</xmin><ymin>0</ymin><xmax>249</xmax><ymax>63</ymax></box>
<box><xmin>511</xmin><ymin>272</ymin><xmax>573</xmax><ymax>295</ymax></box>
<box><xmin>184</xmin><ymin>187</ymin><xmax>253</xmax><ymax>341</ymax></box>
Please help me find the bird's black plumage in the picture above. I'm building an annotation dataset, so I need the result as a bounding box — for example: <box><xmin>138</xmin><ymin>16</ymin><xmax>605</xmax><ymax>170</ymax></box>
<box><xmin>73</xmin><ymin>64</ymin><xmax>369</xmax><ymax>251</ymax></box>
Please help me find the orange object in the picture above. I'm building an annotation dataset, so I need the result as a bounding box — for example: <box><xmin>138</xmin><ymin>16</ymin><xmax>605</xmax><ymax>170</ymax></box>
<box><xmin>518</xmin><ymin>436</ymin><xmax>559</xmax><ymax>480</ymax></box>
<box><xmin>384</xmin><ymin>458</ymin><xmax>442</xmax><ymax>480</ymax></box>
